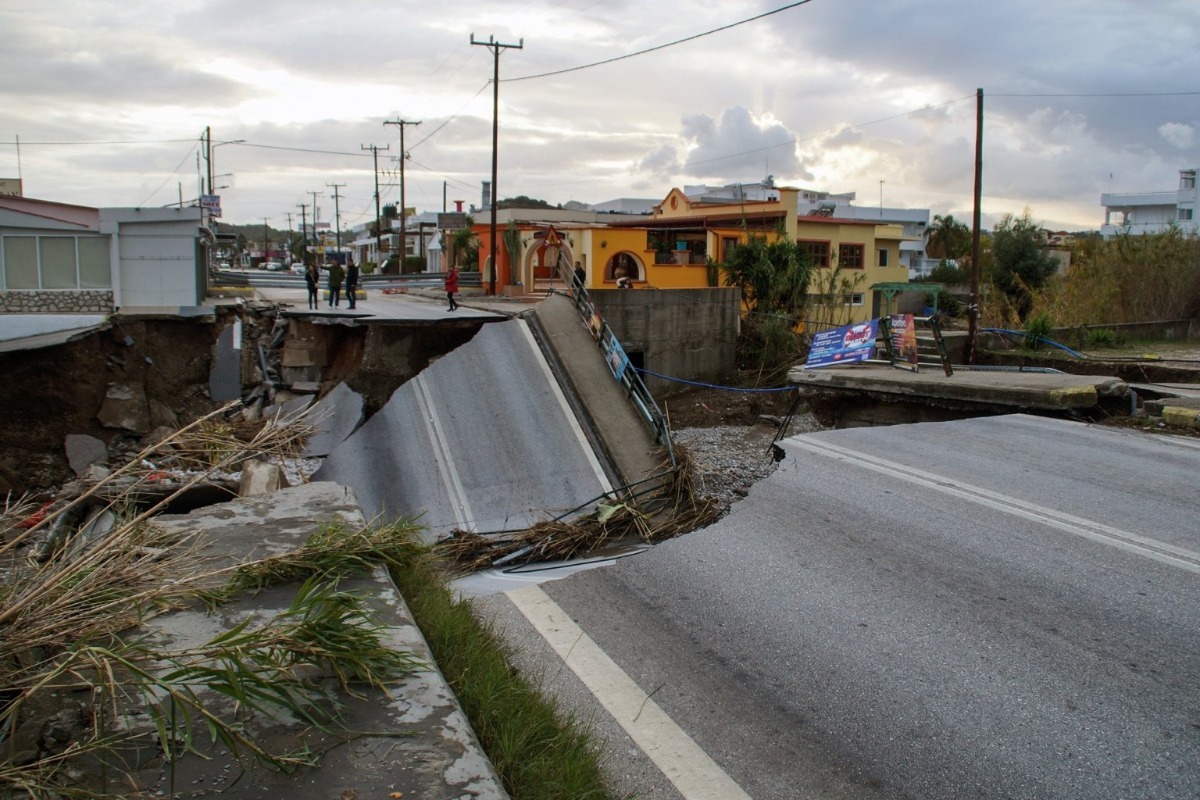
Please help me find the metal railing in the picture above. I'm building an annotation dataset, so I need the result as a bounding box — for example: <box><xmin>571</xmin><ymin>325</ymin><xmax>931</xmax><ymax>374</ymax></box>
<box><xmin>552</xmin><ymin>255</ymin><xmax>676</xmax><ymax>468</ymax></box>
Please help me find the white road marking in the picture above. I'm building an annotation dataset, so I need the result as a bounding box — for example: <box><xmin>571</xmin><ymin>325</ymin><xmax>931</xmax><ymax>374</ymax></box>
<box><xmin>413</xmin><ymin>372</ymin><xmax>475</xmax><ymax>530</ymax></box>
<box><xmin>507</xmin><ymin>585</ymin><xmax>754</xmax><ymax>800</ymax></box>
<box><xmin>517</xmin><ymin>319</ymin><xmax>614</xmax><ymax>493</ymax></box>
<box><xmin>785</xmin><ymin>437</ymin><xmax>1200</xmax><ymax>576</ymax></box>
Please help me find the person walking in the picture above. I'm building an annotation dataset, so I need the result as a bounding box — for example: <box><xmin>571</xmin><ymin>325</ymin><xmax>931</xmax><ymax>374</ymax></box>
<box><xmin>445</xmin><ymin>264</ymin><xmax>459</xmax><ymax>311</ymax></box>
<box><xmin>327</xmin><ymin>260</ymin><xmax>345</xmax><ymax>308</ymax></box>
<box><xmin>573</xmin><ymin>261</ymin><xmax>586</xmax><ymax>292</ymax></box>
<box><xmin>345</xmin><ymin>259</ymin><xmax>359</xmax><ymax>309</ymax></box>
<box><xmin>304</xmin><ymin>261</ymin><xmax>320</xmax><ymax>310</ymax></box>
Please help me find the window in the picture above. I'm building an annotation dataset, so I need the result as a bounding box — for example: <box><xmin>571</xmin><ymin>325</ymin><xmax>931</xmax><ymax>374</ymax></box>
<box><xmin>1179</xmin><ymin>208</ymin><xmax>1195</xmax><ymax>221</ymax></box>
<box><xmin>878</xmin><ymin>248</ymin><xmax>889</xmax><ymax>267</ymax></box>
<box><xmin>842</xmin><ymin>293</ymin><xmax>864</xmax><ymax>306</ymax></box>
<box><xmin>798</xmin><ymin>240</ymin><xmax>830</xmax><ymax>267</ymax></box>
<box><xmin>1181</xmin><ymin>171</ymin><xmax>1196</xmax><ymax>190</ymax></box>
<box><xmin>839</xmin><ymin>243</ymin><xmax>865</xmax><ymax>269</ymax></box>
<box><xmin>1</xmin><ymin>235</ymin><xmax>111</xmax><ymax>290</ymax></box>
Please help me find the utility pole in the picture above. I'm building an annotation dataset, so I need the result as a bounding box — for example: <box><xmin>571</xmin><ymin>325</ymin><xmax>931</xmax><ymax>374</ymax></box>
<box><xmin>309</xmin><ymin>191</ymin><xmax>322</xmax><ymax>261</ymax></box>
<box><xmin>262</xmin><ymin>218</ymin><xmax>270</xmax><ymax>262</ymax></box>
<box><xmin>285</xmin><ymin>212</ymin><xmax>294</xmax><ymax>262</ymax></box>
<box><xmin>326</xmin><ymin>182</ymin><xmax>346</xmax><ymax>251</ymax></box>
<box><xmin>966</xmin><ymin>87</ymin><xmax>984</xmax><ymax>365</ymax></box>
<box><xmin>362</xmin><ymin>143</ymin><xmax>391</xmax><ymax>268</ymax></box>
<box><xmin>471</xmin><ymin>33</ymin><xmax>523</xmax><ymax>295</ymax></box>
<box><xmin>297</xmin><ymin>204</ymin><xmax>309</xmax><ymax>261</ymax></box>
<box><xmin>204</xmin><ymin>126</ymin><xmax>213</xmax><ymax>195</ymax></box>
<box><xmin>384</xmin><ymin>119</ymin><xmax>421</xmax><ymax>272</ymax></box>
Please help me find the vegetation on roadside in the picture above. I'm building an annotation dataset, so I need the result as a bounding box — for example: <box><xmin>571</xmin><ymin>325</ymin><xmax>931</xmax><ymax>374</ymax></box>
<box><xmin>390</xmin><ymin>550</ymin><xmax>622</xmax><ymax>800</ymax></box>
<box><xmin>0</xmin><ymin>410</ymin><xmax>426</xmax><ymax>798</ymax></box>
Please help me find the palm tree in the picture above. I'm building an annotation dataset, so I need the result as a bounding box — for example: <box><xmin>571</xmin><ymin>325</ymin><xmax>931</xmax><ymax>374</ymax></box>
<box><xmin>926</xmin><ymin>214</ymin><xmax>971</xmax><ymax>260</ymax></box>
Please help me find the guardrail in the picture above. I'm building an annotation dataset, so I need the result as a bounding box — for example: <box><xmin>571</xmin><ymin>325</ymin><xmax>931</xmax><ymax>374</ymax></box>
<box><xmin>551</xmin><ymin>256</ymin><xmax>676</xmax><ymax>468</ymax></box>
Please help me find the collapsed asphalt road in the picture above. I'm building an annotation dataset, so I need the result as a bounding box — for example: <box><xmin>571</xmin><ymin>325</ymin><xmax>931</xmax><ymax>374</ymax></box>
<box><xmin>475</xmin><ymin>415</ymin><xmax>1200</xmax><ymax>800</ymax></box>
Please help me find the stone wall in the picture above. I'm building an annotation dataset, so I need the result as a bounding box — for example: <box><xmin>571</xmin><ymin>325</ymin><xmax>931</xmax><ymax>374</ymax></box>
<box><xmin>0</xmin><ymin>290</ymin><xmax>114</xmax><ymax>314</ymax></box>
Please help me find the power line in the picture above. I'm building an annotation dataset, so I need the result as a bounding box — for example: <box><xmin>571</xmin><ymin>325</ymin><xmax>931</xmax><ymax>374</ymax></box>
<box><xmin>989</xmin><ymin>89</ymin><xmax>1200</xmax><ymax>98</ymax></box>
<box><xmin>0</xmin><ymin>137</ymin><xmax>199</xmax><ymax>147</ymax></box>
<box><xmin>504</xmin><ymin>0</ymin><xmax>815</xmax><ymax>83</ymax></box>
<box><xmin>237</xmin><ymin>142</ymin><xmax>371</xmax><ymax>157</ymax></box>
<box><xmin>409</xmin><ymin>81</ymin><xmax>493</xmax><ymax>152</ymax></box>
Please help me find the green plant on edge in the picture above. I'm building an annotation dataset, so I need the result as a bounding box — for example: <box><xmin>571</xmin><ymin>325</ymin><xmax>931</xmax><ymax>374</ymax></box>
<box><xmin>390</xmin><ymin>550</ymin><xmax>622</xmax><ymax>800</ymax></box>
<box><xmin>1022</xmin><ymin>311</ymin><xmax>1053</xmax><ymax>351</ymax></box>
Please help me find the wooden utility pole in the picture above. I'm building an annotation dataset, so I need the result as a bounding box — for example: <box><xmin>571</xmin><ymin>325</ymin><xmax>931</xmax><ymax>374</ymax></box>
<box><xmin>966</xmin><ymin>88</ymin><xmax>984</xmax><ymax>365</ymax></box>
<box><xmin>309</xmin><ymin>191</ymin><xmax>322</xmax><ymax>261</ymax></box>
<box><xmin>326</xmin><ymin>182</ymin><xmax>346</xmax><ymax>252</ymax></box>
<box><xmin>471</xmin><ymin>33</ymin><xmax>523</xmax><ymax>295</ymax></box>
<box><xmin>362</xmin><ymin>143</ymin><xmax>390</xmax><ymax>267</ymax></box>
<box><xmin>384</xmin><ymin>119</ymin><xmax>421</xmax><ymax>273</ymax></box>
<box><xmin>297</xmin><ymin>204</ymin><xmax>309</xmax><ymax>265</ymax></box>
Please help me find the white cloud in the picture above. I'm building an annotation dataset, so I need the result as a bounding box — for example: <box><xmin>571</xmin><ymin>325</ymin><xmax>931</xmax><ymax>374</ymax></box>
<box><xmin>2</xmin><ymin>0</ymin><xmax>1199</xmax><ymax>229</ymax></box>
<box><xmin>1158</xmin><ymin>122</ymin><xmax>1196</xmax><ymax>150</ymax></box>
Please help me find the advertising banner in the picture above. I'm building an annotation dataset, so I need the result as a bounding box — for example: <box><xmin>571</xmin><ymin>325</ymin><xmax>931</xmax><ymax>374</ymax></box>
<box><xmin>804</xmin><ymin>319</ymin><xmax>879</xmax><ymax>369</ymax></box>
<box><xmin>889</xmin><ymin>313</ymin><xmax>919</xmax><ymax>365</ymax></box>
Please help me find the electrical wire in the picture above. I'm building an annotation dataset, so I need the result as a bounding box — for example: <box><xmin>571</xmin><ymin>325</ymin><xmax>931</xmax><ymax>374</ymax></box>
<box><xmin>633</xmin><ymin>367</ymin><xmax>795</xmax><ymax>393</ymax></box>
<box><xmin>138</xmin><ymin>141</ymin><xmax>199</xmax><ymax>207</ymax></box>
<box><xmin>504</xmin><ymin>0</ymin><xmax>816</xmax><ymax>83</ymax></box>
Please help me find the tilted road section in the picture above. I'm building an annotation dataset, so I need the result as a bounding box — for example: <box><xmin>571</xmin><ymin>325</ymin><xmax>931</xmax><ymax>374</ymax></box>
<box><xmin>316</xmin><ymin>318</ymin><xmax>611</xmax><ymax>539</ymax></box>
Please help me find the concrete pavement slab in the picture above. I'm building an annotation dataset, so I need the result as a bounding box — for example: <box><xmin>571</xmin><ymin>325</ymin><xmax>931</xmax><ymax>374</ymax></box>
<box><xmin>140</xmin><ymin>482</ymin><xmax>508</xmax><ymax>799</ymax></box>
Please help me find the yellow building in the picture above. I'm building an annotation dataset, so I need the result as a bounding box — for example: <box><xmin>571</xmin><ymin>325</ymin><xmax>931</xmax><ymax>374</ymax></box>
<box><xmin>476</xmin><ymin>187</ymin><xmax>915</xmax><ymax>323</ymax></box>
<box><xmin>602</xmin><ymin>186</ymin><xmax>913</xmax><ymax>323</ymax></box>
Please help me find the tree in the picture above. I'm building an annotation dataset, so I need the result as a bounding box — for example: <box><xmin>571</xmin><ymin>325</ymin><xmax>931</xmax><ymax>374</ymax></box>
<box><xmin>721</xmin><ymin>234</ymin><xmax>815</xmax><ymax>381</ymax></box>
<box><xmin>989</xmin><ymin>210</ymin><xmax>1059</xmax><ymax>321</ymax></box>
<box><xmin>926</xmin><ymin>214</ymin><xmax>971</xmax><ymax>260</ymax></box>
<box><xmin>721</xmin><ymin>234</ymin><xmax>812</xmax><ymax>318</ymax></box>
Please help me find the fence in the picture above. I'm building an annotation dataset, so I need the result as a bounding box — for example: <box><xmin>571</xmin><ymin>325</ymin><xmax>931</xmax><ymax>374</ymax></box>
<box><xmin>552</xmin><ymin>255</ymin><xmax>676</xmax><ymax>469</ymax></box>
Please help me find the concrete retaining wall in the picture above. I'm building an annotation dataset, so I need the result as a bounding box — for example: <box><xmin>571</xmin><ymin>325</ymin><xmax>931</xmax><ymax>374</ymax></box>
<box><xmin>589</xmin><ymin>287</ymin><xmax>741</xmax><ymax>397</ymax></box>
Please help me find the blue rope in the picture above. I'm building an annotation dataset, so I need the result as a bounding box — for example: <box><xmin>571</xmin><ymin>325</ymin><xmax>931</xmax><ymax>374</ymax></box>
<box><xmin>633</xmin><ymin>367</ymin><xmax>795</xmax><ymax>393</ymax></box>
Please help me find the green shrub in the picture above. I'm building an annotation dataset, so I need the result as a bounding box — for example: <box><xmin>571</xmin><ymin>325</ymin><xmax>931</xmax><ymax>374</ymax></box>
<box><xmin>1084</xmin><ymin>327</ymin><xmax>1122</xmax><ymax>348</ymax></box>
<box><xmin>1022</xmin><ymin>312</ymin><xmax>1053</xmax><ymax>350</ymax></box>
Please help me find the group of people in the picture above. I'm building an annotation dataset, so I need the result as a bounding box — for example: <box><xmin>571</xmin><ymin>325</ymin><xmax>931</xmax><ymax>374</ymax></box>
<box><xmin>302</xmin><ymin>259</ymin><xmax>461</xmax><ymax>313</ymax></box>
<box><xmin>304</xmin><ymin>259</ymin><xmax>359</xmax><ymax>310</ymax></box>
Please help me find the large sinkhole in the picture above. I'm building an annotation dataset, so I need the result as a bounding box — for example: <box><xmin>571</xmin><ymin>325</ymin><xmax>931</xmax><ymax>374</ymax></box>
<box><xmin>0</xmin><ymin>307</ymin><xmax>491</xmax><ymax>496</ymax></box>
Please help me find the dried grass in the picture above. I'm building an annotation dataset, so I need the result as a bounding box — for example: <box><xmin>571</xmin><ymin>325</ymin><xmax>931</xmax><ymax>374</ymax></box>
<box><xmin>435</xmin><ymin>442</ymin><xmax>722</xmax><ymax>573</ymax></box>
<box><xmin>0</xmin><ymin>401</ymin><xmax>414</xmax><ymax>798</ymax></box>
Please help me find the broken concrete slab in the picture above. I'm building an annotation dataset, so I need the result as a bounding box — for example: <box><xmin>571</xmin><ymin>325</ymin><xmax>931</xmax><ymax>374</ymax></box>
<box><xmin>238</xmin><ymin>458</ymin><xmax>290</xmax><ymax>496</ymax></box>
<box><xmin>140</xmin><ymin>482</ymin><xmax>508</xmax><ymax>799</ymax></box>
<box><xmin>303</xmin><ymin>381</ymin><xmax>364</xmax><ymax>457</ymax></box>
<box><xmin>64</xmin><ymin>434</ymin><xmax>107</xmax><ymax>476</ymax></box>
<box><xmin>262</xmin><ymin>393</ymin><xmax>314</xmax><ymax>425</ymax></box>
<box><xmin>208</xmin><ymin>320</ymin><xmax>243</xmax><ymax>403</ymax></box>
<box><xmin>96</xmin><ymin>382</ymin><xmax>152</xmax><ymax>433</ymax></box>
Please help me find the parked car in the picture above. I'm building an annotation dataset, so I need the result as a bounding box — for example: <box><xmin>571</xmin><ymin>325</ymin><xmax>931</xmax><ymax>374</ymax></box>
<box><xmin>289</xmin><ymin>263</ymin><xmax>306</xmax><ymax>275</ymax></box>
<box><xmin>264</xmin><ymin>261</ymin><xmax>286</xmax><ymax>271</ymax></box>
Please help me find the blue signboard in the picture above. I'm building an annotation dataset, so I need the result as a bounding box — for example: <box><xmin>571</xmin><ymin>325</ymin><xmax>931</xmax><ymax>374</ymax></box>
<box><xmin>805</xmin><ymin>319</ymin><xmax>879</xmax><ymax>369</ymax></box>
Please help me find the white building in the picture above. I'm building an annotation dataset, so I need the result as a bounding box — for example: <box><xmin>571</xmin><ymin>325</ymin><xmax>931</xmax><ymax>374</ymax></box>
<box><xmin>1101</xmin><ymin>169</ymin><xmax>1199</xmax><ymax>238</ymax></box>
<box><xmin>1</xmin><ymin>195</ymin><xmax>207</xmax><ymax>312</ymax></box>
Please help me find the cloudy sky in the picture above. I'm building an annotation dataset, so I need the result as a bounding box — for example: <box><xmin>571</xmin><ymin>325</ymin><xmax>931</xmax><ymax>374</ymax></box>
<box><xmin>2</xmin><ymin>0</ymin><xmax>1198</xmax><ymax>232</ymax></box>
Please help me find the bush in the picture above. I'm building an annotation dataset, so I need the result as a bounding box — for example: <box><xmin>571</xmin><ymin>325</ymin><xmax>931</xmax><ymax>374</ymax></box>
<box><xmin>1084</xmin><ymin>327</ymin><xmax>1122</xmax><ymax>348</ymax></box>
<box><xmin>1022</xmin><ymin>312</ymin><xmax>1053</xmax><ymax>350</ymax></box>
